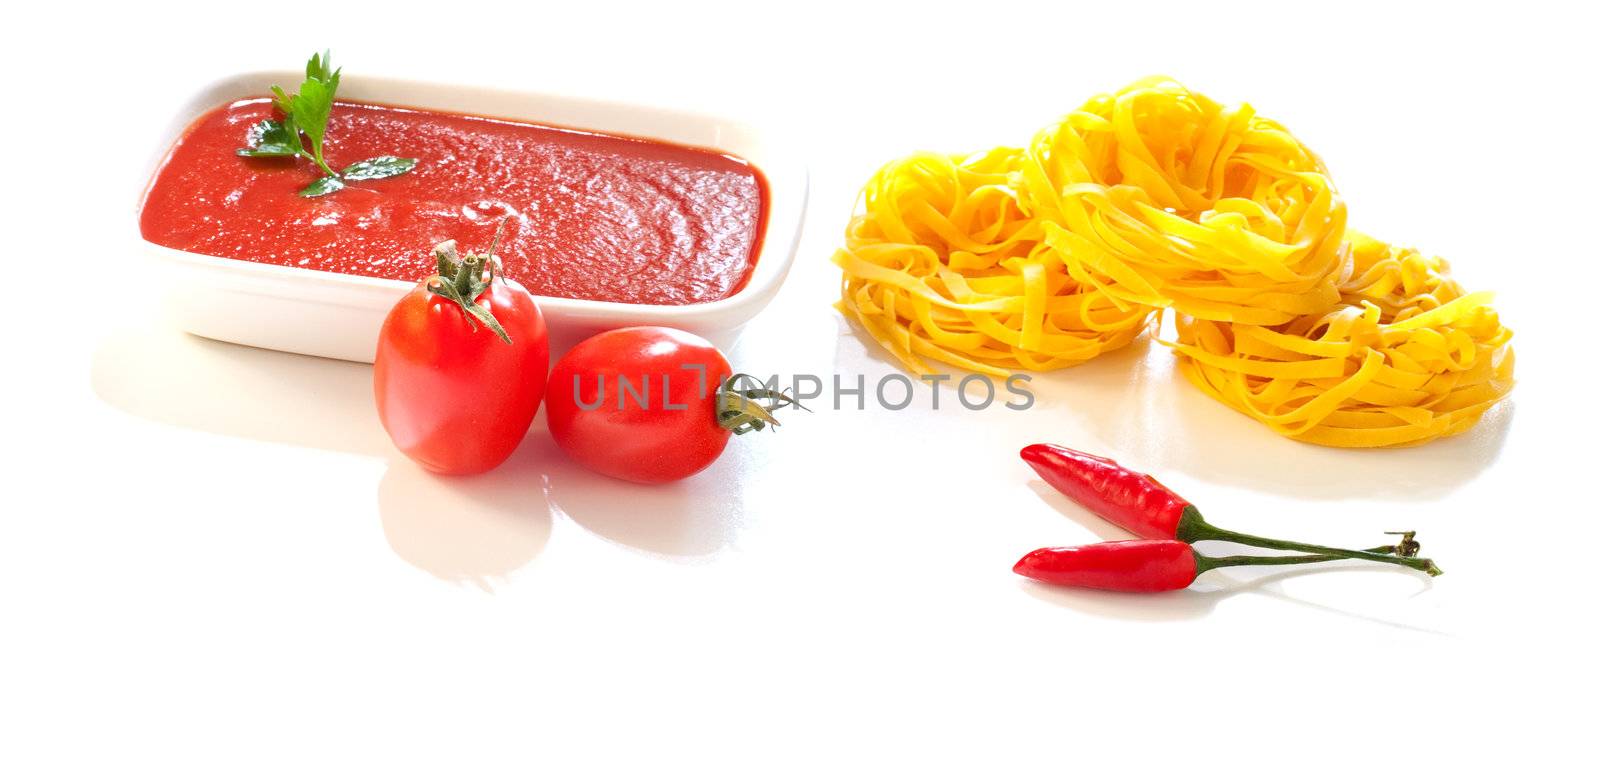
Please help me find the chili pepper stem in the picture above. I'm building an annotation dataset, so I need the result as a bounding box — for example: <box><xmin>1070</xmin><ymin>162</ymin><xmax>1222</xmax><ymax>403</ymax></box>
<box><xmin>1193</xmin><ymin>545</ymin><xmax>1399</xmax><ymax>574</ymax></box>
<box><xmin>1176</xmin><ymin>507</ymin><xmax>1442</xmax><ymax>577</ymax></box>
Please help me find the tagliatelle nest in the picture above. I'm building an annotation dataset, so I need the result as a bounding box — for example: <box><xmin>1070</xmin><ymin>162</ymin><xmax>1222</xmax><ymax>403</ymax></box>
<box><xmin>832</xmin><ymin>77</ymin><xmax>1514</xmax><ymax>448</ymax></box>
<box><xmin>1171</xmin><ymin>233</ymin><xmax>1514</xmax><ymax>447</ymax></box>
<box><xmin>834</xmin><ymin>148</ymin><xmax>1153</xmax><ymax>378</ymax></box>
<box><xmin>1022</xmin><ymin>78</ymin><xmax>1348</xmax><ymax>325</ymax></box>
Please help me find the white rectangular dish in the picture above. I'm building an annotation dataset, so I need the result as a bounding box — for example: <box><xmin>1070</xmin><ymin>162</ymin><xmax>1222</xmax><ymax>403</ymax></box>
<box><xmin>135</xmin><ymin>72</ymin><xmax>808</xmax><ymax>362</ymax></box>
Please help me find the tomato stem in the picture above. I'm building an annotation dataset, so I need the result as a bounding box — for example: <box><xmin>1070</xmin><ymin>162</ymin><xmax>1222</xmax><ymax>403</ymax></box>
<box><xmin>717</xmin><ymin>373</ymin><xmax>809</xmax><ymax>435</ymax></box>
<box><xmin>427</xmin><ymin>219</ymin><xmax>513</xmax><ymax>345</ymax></box>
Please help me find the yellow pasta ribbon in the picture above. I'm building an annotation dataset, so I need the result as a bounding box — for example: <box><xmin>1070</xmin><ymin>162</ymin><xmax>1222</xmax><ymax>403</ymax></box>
<box><xmin>1022</xmin><ymin>78</ymin><xmax>1349</xmax><ymax>325</ymax></box>
<box><xmin>833</xmin><ymin>148</ymin><xmax>1153</xmax><ymax>377</ymax></box>
<box><xmin>833</xmin><ymin>78</ymin><xmax>1514</xmax><ymax>448</ymax></box>
<box><xmin>1171</xmin><ymin>233</ymin><xmax>1515</xmax><ymax>448</ymax></box>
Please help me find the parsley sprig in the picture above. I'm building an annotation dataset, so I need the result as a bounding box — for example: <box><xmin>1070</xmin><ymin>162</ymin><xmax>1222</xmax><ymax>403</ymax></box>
<box><xmin>236</xmin><ymin>51</ymin><xmax>417</xmax><ymax>197</ymax></box>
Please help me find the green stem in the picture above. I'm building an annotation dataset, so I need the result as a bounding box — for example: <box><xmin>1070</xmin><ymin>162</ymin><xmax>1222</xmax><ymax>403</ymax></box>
<box><xmin>455</xmin><ymin>253</ymin><xmax>480</xmax><ymax>296</ymax></box>
<box><xmin>1177</xmin><ymin>510</ymin><xmax>1441</xmax><ymax>576</ymax></box>
<box><xmin>300</xmin><ymin>149</ymin><xmax>338</xmax><ymax>179</ymax></box>
<box><xmin>716</xmin><ymin>373</ymin><xmax>809</xmax><ymax>435</ymax></box>
<box><xmin>1193</xmin><ymin>545</ymin><xmax>1397</xmax><ymax>574</ymax></box>
<box><xmin>425</xmin><ymin>228</ymin><xmax>512</xmax><ymax>345</ymax></box>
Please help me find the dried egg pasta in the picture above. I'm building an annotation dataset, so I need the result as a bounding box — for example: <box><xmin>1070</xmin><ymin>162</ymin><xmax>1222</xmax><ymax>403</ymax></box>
<box><xmin>1171</xmin><ymin>233</ymin><xmax>1514</xmax><ymax>447</ymax></box>
<box><xmin>834</xmin><ymin>148</ymin><xmax>1153</xmax><ymax>377</ymax></box>
<box><xmin>833</xmin><ymin>78</ymin><xmax>1513</xmax><ymax>447</ymax></box>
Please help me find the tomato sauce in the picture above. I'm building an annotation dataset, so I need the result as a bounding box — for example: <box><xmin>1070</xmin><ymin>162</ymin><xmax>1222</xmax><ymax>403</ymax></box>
<box><xmin>141</xmin><ymin>99</ymin><xmax>768</xmax><ymax>306</ymax></box>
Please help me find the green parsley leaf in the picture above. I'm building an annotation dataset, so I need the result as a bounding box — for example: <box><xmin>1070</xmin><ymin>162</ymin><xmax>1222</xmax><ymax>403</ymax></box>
<box><xmin>299</xmin><ymin>175</ymin><xmax>346</xmax><ymax>198</ymax></box>
<box><xmin>291</xmin><ymin>77</ymin><xmax>337</xmax><ymax>173</ymax></box>
<box><xmin>341</xmin><ymin>156</ymin><xmax>417</xmax><ymax>181</ymax></box>
<box><xmin>306</xmin><ymin>50</ymin><xmax>339</xmax><ymax>85</ymax></box>
<box><xmin>248</xmin><ymin>51</ymin><xmax>414</xmax><ymax>198</ymax></box>
<box><xmin>271</xmin><ymin>86</ymin><xmax>294</xmax><ymax>115</ymax></box>
<box><xmin>236</xmin><ymin>118</ymin><xmax>303</xmax><ymax>157</ymax></box>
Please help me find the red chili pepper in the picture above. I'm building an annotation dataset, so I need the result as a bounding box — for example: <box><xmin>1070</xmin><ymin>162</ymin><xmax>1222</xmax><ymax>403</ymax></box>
<box><xmin>1013</xmin><ymin>540</ymin><xmax>1388</xmax><ymax>593</ymax></box>
<box><xmin>1020</xmin><ymin>444</ymin><xmax>1190</xmax><ymax>539</ymax></box>
<box><xmin>1014</xmin><ymin>541</ymin><xmax>1197</xmax><ymax>592</ymax></box>
<box><xmin>1020</xmin><ymin>443</ymin><xmax>1442</xmax><ymax>576</ymax></box>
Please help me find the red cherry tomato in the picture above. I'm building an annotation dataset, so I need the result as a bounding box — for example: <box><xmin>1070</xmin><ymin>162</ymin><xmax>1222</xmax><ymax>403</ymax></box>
<box><xmin>545</xmin><ymin>327</ymin><xmax>740</xmax><ymax>484</ymax></box>
<box><xmin>374</xmin><ymin>242</ymin><xmax>549</xmax><ymax>475</ymax></box>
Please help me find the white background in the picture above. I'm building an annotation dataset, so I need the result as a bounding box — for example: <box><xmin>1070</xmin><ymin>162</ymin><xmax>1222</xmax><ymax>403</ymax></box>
<box><xmin>4</xmin><ymin>1</ymin><xmax>1597</xmax><ymax>770</ymax></box>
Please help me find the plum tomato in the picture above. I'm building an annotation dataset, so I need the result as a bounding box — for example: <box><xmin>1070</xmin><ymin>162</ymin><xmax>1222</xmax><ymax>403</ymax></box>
<box><xmin>374</xmin><ymin>233</ymin><xmax>549</xmax><ymax>475</ymax></box>
<box><xmin>544</xmin><ymin>326</ymin><xmax>799</xmax><ymax>484</ymax></box>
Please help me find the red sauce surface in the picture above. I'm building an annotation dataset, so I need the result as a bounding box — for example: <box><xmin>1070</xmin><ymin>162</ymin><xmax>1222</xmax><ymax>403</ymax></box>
<box><xmin>141</xmin><ymin>99</ymin><xmax>768</xmax><ymax>305</ymax></box>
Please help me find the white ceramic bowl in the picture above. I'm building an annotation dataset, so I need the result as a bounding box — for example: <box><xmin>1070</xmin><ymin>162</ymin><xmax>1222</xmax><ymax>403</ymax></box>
<box><xmin>135</xmin><ymin>72</ymin><xmax>808</xmax><ymax>362</ymax></box>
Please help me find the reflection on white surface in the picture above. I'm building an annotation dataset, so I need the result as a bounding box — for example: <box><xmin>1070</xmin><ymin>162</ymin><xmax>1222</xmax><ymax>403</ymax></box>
<box><xmin>540</xmin><ymin>457</ymin><xmax>750</xmax><ymax>560</ymax></box>
<box><xmin>90</xmin><ymin>320</ymin><xmax>751</xmax><ymax>582</ymax></box>
<box><xmin>378</xmin><ymin>446</ymin><xmax>553</xmax><ymax>589</ymax></box>
<box><xmin>1022</xmin><ymin>324</ymin><xmax>1515</xmax><ymax>501</ymax></box>
<box><xmin>1019</xmin><ymin>561</ymin><xmax>1440</xmax><ymax>631</ymax></box>
<box><xmin>89</xmin><ymin>291</ymin><xmax>1512</xmax><ymax>612</ymax></box>
<box><xmin>90</xmin><ymin>320</ymin><xmax>390</xmax><ymax>458</ymax></box>
<box><xmin>835</xmin><ymin>314</ymin><xmax>1513</xmax><ymax>504</ymax></box>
